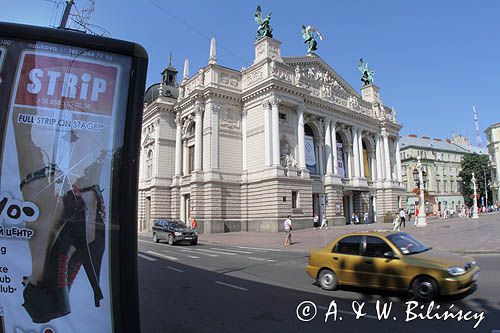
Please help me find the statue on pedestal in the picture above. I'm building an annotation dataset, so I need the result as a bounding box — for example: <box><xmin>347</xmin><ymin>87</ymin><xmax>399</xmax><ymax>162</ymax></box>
<box><xmin>359</xmin><ymin>58</ymin><xmax>375</xmax><ymax>86</ymax></box>
<box><xmin>301</xmin><ymin>25</ymin><xmax>323</xmax><ymax>53</ymax></box>
<box><xmin>254</xmin><ymin>5</ymin><xmax>273</xmax><ymax>41</ymax></box>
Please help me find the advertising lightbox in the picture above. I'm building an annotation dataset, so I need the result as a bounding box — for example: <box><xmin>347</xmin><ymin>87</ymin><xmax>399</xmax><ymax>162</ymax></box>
<box><xmin>0</xmin><ymin>22</ymin><xmax>147</xmax><ymax>333</ymax></box>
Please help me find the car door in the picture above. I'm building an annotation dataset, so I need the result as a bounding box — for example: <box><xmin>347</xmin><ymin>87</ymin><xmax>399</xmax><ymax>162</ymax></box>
<box><xmin>359</xmin><ymin>236</ymin><xmax>407</xmax><ymax>289</ymax></box>
<box><xmin>157</xmin><ymin>221</ymin><xmax>168</xmax><ymax>239</ymax></box>
<box><xmin>331</xmin><ymin>235</ymin><xmax>364</xmax><ymax>285</ymax></box>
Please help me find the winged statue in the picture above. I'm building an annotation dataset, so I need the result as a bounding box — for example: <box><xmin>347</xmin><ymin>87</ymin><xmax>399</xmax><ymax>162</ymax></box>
<box><xmin>254</xmin><ymin>5</ymin><xmax>273</xmax><ymax>41</ymax></box>
<box><xmin>301</xmin><ymin>25</ymin><xmax>323</xmax><ymax>53</ymax></box>
<box><xmin>358</xmin><ymin>58</ymin><xmax>375</xmax><ymax>86</ymax></box>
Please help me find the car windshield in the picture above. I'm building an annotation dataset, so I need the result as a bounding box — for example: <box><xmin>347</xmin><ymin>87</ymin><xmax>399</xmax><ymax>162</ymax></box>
<box><xmin>169</xmin><ymin>221</ymin><xmax>186</xmax><ymax>229</ymax></box>
<box><xmin>387</xmin><ymin>232</ymin><xmax>429</xmax><ymax>255</ymax></box>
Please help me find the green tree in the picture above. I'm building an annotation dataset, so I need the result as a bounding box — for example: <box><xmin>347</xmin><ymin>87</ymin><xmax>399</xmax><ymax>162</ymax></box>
<box><xmin>458</xmin><ymin>153</ymin><xmax>492</xmax><ymax>207</ymax></box>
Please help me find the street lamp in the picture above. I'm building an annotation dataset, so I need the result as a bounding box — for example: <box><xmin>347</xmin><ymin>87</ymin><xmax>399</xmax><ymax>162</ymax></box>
<box><xmin>483</xmin><ymin>169</ymin><xmax>489</xmax><ymax>212</ymax></box>
<box><xmin>471</xmin><ymin>172</ymin><xmax>479</xmax><ymax>219</ymax></box>
<box><xmin>414</xmin><ymin>155</ymin><xmax>427</xmax><ymax>227</ymax></box>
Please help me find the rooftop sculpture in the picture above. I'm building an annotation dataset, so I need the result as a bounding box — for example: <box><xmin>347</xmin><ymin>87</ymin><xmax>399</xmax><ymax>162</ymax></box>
<box><xmin>254</xmin><ymin>5</ymin><xmax>273</xmax><ymax>41</ymax></box>
<box><xmin>358</xmin><ymin>58</ymin><xmax>375</xmax><ymax>86</ymax></box>
<box><xmin>301</xmin><ymin>25</ymin><xmax>323</xmax><ymax>53</ymax></box>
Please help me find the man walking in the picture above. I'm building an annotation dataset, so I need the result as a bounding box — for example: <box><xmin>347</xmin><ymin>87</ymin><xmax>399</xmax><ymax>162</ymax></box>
<box><xmin>320</xmin><ymin>213</ymin><xmax>328</xmax><ymax>229</ymax></box>
<box><xmin>283</xmin><ymin>215</ymin><xmax>293</xmax><ymax>246</ymax></box>
<box><xmin>399</xmin><ymin>208</ymin><xmax>406</xmax><ymax>227</ymax></box>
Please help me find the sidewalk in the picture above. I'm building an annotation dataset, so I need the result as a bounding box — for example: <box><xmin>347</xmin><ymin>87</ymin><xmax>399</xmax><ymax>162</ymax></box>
<box><xmin>195</xmin><ymin>212</ymin><xmax>500</xmax><ymax>254</ymax></box>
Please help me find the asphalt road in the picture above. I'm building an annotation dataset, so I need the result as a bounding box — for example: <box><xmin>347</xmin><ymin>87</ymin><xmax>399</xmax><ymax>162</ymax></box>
<box><xmin>138</xmin><ymin>235</ymin><xmax>500</xmax><ymax>333</ymax></box>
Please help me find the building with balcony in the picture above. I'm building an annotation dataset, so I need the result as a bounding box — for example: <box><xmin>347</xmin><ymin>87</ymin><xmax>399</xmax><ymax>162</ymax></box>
<box><xmin>138</xmin><ymin>36</ymin><xmax>405</xmax><ymax>233</ymax></box>
<box><xmin>400</xmin><ymin>134</ymin><xmax>487</xmax><ymax>214</ymax></box>
<box><xmin>485</xmin><ymin>123</ymin><xmax>500</xmax><ymax>205</ymax></box>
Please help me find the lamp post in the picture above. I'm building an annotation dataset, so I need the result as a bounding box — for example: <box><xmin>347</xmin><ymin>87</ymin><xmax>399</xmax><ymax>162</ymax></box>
<box><xmin>413</xmin><ymin>155</ymin><xmax>427</xmax><ymax>227</ymax></box>
<box><xmin>472</xmin><ymin>172</ymin><xmax>479</xmax><ymax>219</ymax></box>
<box><xmin>484</xmin><ymin>169</ymin><xmax>488</xmax><ymax>212</ymax></box>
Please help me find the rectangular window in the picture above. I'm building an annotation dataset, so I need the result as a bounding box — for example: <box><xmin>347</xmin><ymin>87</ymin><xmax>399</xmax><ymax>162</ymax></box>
<box><xmin>188</xmin><ymin>145</ymin><xmax>195</xmax><ymax>173</ymax></box>
<box><xmin>292</xmin><ymin>191</ymin><xmax>298</xmax><ymax>209</ymax></box>
<box><xmin>279</xmin><ymin>112</ymin><xmax>287</xmax><ymax>120</ymax></box>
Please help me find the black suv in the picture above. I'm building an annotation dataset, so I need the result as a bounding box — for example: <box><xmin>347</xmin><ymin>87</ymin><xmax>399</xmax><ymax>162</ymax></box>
<box><xmin>152</xmin><ymin>219</ymin><xmax>198</xmax><ymax>245</ymax></box>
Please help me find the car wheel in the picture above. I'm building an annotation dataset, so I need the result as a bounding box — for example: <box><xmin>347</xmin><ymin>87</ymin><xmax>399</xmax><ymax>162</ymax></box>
<box><xmin>318</xmin><ymin>269</ymin><xmax>338</xmax><ymax>291</ymax></box>
<box><xmin>167</xmin><ymin>234</ymin><xmax>175</xmax><ymax>246</ymax></box>
<box><xmin>153</xmin><ymin>233</ymin><xmax>159</xmax><ymax>243</ymax></box>
<box><xmin>191</xmin><ymin>239</ymin><xmax>198</xmax><ymax>246</ymax></box>
<box><xmin>412</xmin><ymin>276</ymin><xmax>438</xmax><ymax>302</ymax></box>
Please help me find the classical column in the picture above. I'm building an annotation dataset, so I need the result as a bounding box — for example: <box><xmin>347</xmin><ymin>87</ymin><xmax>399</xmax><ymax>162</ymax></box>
<box><xmin>358</xmin><ymin>128</ymin><xmax>365</xmax><ymax>178</ymax></box>
<box><xmin>210</xmin><ymin>102</ymin><xmax>220</xmax><ymax>170</ymax></box>
<box><xmin>332</xmin><ymin>122</ymin><xmax>338</xmax><ymax>175</ymax></box>
<box><xmin>242</xmin><ymin>109</ymin><xmax>248</xmax><ymax>171</ymax></box>
<box><xmin>271</xmin><ymin>96</ymin><xmax>281</xmax><ymax>166</ymax></box>
<box><xmin>183</xmin><ymin>140</ymin><xmax>188</xmax><ymax>175</ymax></box>
<box><xmin>352</xmin><ymin>127</ymin><xmax>360</xmax><ymax>177</ymax></box>
<box><xmin>154</xmin><ymin>119</ymin><xmax>160</xmax><ymax>177</ymax></box>
<box><xmin>317</xmin><ymin>142</ymin><xmax>324</xmax><ymax>175</ymax></box>
<box><xmin>375</xmin><ymin>134</ymin><xmax>383</xmax><ymax>181</ymax></box>
<box><xmin>174</xmin><ymin>114</ymin><xmax>182</xmax><ymax>176</ymax></box>
<box><xmin>370</xmin><ymin>151</ymin><xmax>376</xmax><ymax>182</ymax></box>
<box><xmin>324</xmin><ymin>118</ymin><xmax>333</xmax><ymax>175</ymax></box>
<box><xmin>194</xmin><ymin>102</ymin><xmax>203</xmax><ymax>172</ymax></box>
<box><xmin>395</xmin><ymin>137</ymin><xmax>402</xmax><ymax>182</ymax></box>
<box><xmin>263</xmin><ymin>101</ymin><xmax>272</xmax><ymax>166</ymax></box>
<box><xmin>383</xmin><ymin>132</ymin><xmax>391</xmax><ymax>180</ymax></box>
<box><xmin>297</xmin><ymin>105</ymin><xmax>306</xmax><ymax>169</ymax></box>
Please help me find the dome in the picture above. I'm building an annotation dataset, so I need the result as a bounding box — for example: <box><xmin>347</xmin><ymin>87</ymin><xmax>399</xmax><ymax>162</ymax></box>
<box><xmin>144</xmin><ymin>83</ymin><xmax>179</xmax><ymax>105</ymax></box>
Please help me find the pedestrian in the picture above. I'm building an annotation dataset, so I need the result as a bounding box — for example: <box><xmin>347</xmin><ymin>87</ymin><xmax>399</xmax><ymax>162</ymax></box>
<box><xmin>313</xmin><ymin>214</ymin><xmax>319</xmax><ymax>229</ymax></box>
<box><xmin>393</xmin><ymin>213</ymin><xmax>401</xmax><ymax>231</ymax></box>
<box><xmin>320</xmin><ymin>213</ymin><xmax>328</xmax><ymax>229</ymax></box>
<box><xmin>350</xmin><ymin>212</ymin><xmax>356</xmax><ymax>225</ymax></box>
<box><xmin>414</xmin><ymin>207</ymin><xmax>419</xmax><ymax>226</ymax></box>
<box><xmin>191</xmin><ymin>216</ymin><xmax>198</xmax><ymax>229</ymax></box>
<box><xmin>283</xmin><ymin>215</ymin><xmax>293</xmax><ymax>246</ymax></box>
<box><xmin>363</xmin><ymin>212</ymin><xmax>369</xmax><ymax>224</ymax></box>
<box><xmin>399</xmin><ymin>208</ymin><xmax>406</xmax><ymax>227</ymax></box>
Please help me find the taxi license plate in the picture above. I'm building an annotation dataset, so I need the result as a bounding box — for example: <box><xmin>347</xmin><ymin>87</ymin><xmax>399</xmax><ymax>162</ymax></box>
<box><xmin>472</xmin><ymin>272</ymin><xmax>479</xmax><ymax>282</ymax></box>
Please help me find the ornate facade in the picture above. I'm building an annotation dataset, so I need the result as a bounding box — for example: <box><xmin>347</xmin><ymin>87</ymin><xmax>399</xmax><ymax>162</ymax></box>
<box><xmin>138</xmin><ymin>37</ymin><xmax>405</xmax><ymax>233</ymax></box>
<box><xmin>400</xmin><ymin>134</ymin><xmax>487</xmax><ymax>213</ymax></box>
<box><xmin>485</xmin><ymin>123</ymin><xmax>500</xmax><ymax>205</ymax></box>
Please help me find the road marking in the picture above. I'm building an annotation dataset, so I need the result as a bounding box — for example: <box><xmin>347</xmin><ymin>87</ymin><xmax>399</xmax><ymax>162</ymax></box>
<box><xmin>163</xmin><ymin>249</ymin><xmax>199</xmax><ymax>259</ymax></box>
<box><xmin>147</xmin><ymin>251</ymin><xmax>179</xmax><ymax>261</ymax></box>
<box><xmin>195</xmin><ymin>248</ymin><xmax>237</xmax><ymax>256</ymax></box>
<box><xmin>166</xmin><ymin>266</ymin><xmax>184</xmax><ymax>273</ymax></box>
<box><xmin>138</xmin><ymin>239</ymin><xmax>160</xmax><ymax>245</ymax></box>
<box><xmin>248</xmin><ymin>257</ymin><xmax>276</xmax><ymax>262</ymax></box>
<box><xmin>181</xmin><ymin>249</ymin><xmax>218</xmax><ymax>257</ymax></box>
<box><xmin>215</xmin><ymin>281</ymin><xmax>248</xmax><ymax>291</ymax></box>
<box><xmin>138</xmin><ymin>253</ymin><xmax>157</xmax><ymax>261</ymax></box>
<box><xmin>210</xmin><ymin>247</ymin><xmax>253</xmax><ymax>254</ymax></box>
<box><xmin>317</xmin><ymin>305</ymin><xmax>378</xmax><ymax>320</ymax></box>
<box><xmin>236</xmin><ymin>246</ymin><xmax>281</xmax><ymax>252</ymax></box>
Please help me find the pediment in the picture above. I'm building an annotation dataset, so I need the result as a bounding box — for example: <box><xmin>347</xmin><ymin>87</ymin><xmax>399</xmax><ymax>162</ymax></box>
<box><xmin>283</xmin><ymin>55</ymin><xmax>360</xmax><ymax>99</ymax></box>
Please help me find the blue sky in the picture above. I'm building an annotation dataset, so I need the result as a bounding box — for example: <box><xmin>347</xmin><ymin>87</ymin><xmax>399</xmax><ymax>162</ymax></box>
<box><xmin>2</xmin><ymin>0</ymin><xmax>499</xmax><ymax>143</ymax></box>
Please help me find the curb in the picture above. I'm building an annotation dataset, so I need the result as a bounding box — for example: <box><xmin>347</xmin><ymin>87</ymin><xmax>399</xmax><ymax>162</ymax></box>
<box><xmin>448</xmin><ymin>250</ymin><xmax>500</xmax><ymax>255</ymax></box>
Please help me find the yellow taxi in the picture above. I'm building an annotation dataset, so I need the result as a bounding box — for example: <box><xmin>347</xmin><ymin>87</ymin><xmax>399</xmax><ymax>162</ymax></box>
<box><xmin>306</xmin><ymin>231</ymin><xmax>479</xmax><ymax>301</ymax></box>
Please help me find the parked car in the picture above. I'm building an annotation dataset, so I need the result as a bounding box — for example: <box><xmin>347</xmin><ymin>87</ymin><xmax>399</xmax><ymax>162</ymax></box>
<box><xmin>306</xmin><ymin>231</ymin><xmax>479</xmax><ymax>301</ymax></box>
<box><xmin>152</xmin><ymin>219</ymin><xmax>198</xmax><ymax>245</ymax></box>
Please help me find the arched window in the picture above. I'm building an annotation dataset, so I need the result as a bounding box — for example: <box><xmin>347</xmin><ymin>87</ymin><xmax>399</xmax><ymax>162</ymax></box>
<box><xmin>336</xmin><ymin>133</ymin><xmax>347</xmax><ymax>178</ymax></box>
<box><xmin>304</xmin><ymin>124</ymin><xmax>318</xmax><ymax>174</ymax></box>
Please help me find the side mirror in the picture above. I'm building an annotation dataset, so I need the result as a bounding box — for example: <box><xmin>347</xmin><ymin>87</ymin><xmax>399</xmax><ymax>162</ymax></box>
<box><xmin>384</xmin><ymin>251</ymin><xmax>398</xmax><ymax>259</ymax></box>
